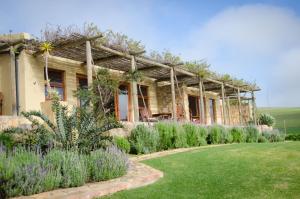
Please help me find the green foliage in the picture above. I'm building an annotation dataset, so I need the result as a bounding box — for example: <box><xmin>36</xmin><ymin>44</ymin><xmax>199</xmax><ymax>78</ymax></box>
<box><xmin>262</xmin><ymin>129</ymin><xmax>285</xmax><ymax>142</ymax></box>
<box><xmin>220</xmin><ymin>126</ymin><xmax>233</xmax><ymax>144</ymax></box>
<box><xmin>285</xmin><ymin>134</ymin><xmax>300</xmax><ymax>141</ymax></box>
<box><xmin>245</xmin><ymin>126</ymin><xmax>259</xmax><ymax>143</ymax></box>
<box><xmin>184</xmin><ymin>60</ymin><xmax>211</xmax><ymax>78</ymax></box>
<box><xmin>0</xmin><ymin>132</ymin><xmax>15</xmax><ymax>151</ymax></box>
<box><xmin>0</xmin><ymin>146</ymin><xmax>128</xmax><ymax>198</ymax></box>
<box><xmin>258</xmin><ymin>135</ymin><xmax>268</xmax><ymax>143</ymax></box>
<box><xmin>259</xmin><ymin>113</ymin><xmax>275</xmax><ymax>127</ymax></box>
<box><xmin>207</xmin><ymin>125</ymin><xmax>222</xmax><ymax>144</ymax></box>
<box><xmin>155</xmin><ymin>122</ymin><xmax>174</xmax><ymax>150</ymax></box>
<box><xmin>129</xmin><ymin>125</ymin><xmax>159</xmax><ymax>154</ymax></box>
<box><xmin>43</xmin><ymin>150</ymin><xmax>87</xmax><ymax>188</ymax></box>
<box><xmin>183</xmin><ymin>124</ymin><xmax>208</xmax><ymax>146</ymax></box>
<box><xmin>87</xmin><ymin>146</ymin><xmax>128</xmax><ymax>181</ymax></box>
<box><xmin>113</xmin><ymin>137</ymin><xmax>130</xmax><ymax>153</ymax></box>
<box><xmin>171</xmin><ymin>123</ymin><xmax>188</xmax><ymax>148</ymax></box>
<box><xmin>22</xmin><ymin>85</ymin><xmax>119</xmax><ymax>153</ymax></box>
<box><xmin>230</xmin><ymin>127</ymin><xmax>246</xmax><ymax>143</ymax></box>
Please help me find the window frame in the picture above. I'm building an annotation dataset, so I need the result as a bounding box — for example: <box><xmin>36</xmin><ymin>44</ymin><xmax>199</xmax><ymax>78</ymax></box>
<box><xmin>45</xmin><ymin>68</ymin><xmax>66</xmax><ymax>101</ymax></box>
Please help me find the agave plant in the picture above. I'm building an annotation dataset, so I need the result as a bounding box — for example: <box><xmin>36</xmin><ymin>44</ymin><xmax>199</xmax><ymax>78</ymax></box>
<box><xmin>21</xmin><ymin>97</ymin><xmax>114</xmax><ymax>153</ymax></box>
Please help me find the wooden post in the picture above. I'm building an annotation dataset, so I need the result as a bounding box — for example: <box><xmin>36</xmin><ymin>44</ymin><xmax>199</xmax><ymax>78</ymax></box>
<box><xmin>198</xmin><ymin>79</ymin><xmax>205</xmax><ymax>124</ymax></box>
<box><xmin>131</xmin><ymin>56</ymin><xmax>139</xmax><ymax>122</ymax></box>
<box><xmin>251</xmin><ymin>91</ymin><xmax>257</xmax><ymax>125</ymax></box>
<box><xmin>10</xmin><ymin>46</ymin><xmax>17</xmax><ymax>116</ymax></box>
<box><xmin>221</xmin><ymin>83</ymin><xmax>227</xmax><ymax>125</ymax></box>
<box><xmin>170</xmin><ymin>67</ymin><xmax>177</xmax><ymax>120</ymax></box>
<box><xmin>86</xmin><ymin>41</ymin><xmax>93</xmax><ymax>87</ymax></box>
<box><xmin>227</xmin><ymin>97</ymin><xmax>231</xmax><ymax>125</ymax></box>
<box><xmin>237</xmin><ymin>88</ymin><xmax>242</xmax><ymax>125</ymax></box>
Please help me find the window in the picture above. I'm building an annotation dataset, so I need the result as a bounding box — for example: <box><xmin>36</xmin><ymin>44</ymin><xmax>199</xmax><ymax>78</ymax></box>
<box><xmin>45</xmin><ymin>69</ymin><xmax>65</xmax><ymax>100</ymax></box>
<box><xmin>76</xmin><ymin>75</ymin><xmax>88</xmax><ymax>107</ymax></box>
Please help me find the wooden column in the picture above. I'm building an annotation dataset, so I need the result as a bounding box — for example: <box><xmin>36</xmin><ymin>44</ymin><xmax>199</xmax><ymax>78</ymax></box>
<box><xmin>198</xmin><ymin>79</ymin><xmax>205</xmax><ymax>124</ymax></box>
<box><xmin>170</xmin><ymin>67</ymin><xmax>177</xmax><ymax>120</ymax></box>
<box><xmin>131</xmin><ymin>56</ymin><xmax>139</xmax><ymax>122</ymax></box>
<box><xmin>226</xmin><ymin>97</ymin><xmax>231</xmax><ymax>125</ymax></box>
<box><xmin>237</xmin><ymin>88</ymin><xmax>242</xmax><ymax>125</ymax></box>
<box><xmin>251</xmin><ymin>91</ymin><xmax>257</xmax><ymax>125</ymax></box>
<box><xmin>86</xmin><ymin>41</ymin><xmax>93</xmax><ymax>87</ymax></box>
<box><xmin>221</xmin><ymin>83</ymin><xmax>227</xmax><ymax>125</ymax></box>
<box><xmin>10</xmin><ymin>46</ymin><xmax>17</xmax><ymax>116</ymax></box>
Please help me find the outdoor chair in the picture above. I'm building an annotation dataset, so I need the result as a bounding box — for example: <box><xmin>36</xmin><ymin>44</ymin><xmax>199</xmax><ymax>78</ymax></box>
<box><xmin>139</xmin><ymin>107</ymin><xmax>158</xmax><ymax>122</ymax></box>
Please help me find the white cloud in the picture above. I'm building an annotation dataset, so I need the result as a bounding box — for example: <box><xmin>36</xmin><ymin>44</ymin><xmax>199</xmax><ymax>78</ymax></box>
<box><xmin>182</xmin><ymin>4</ymin><xmax>300</xmax><ymax>107</ymax></box>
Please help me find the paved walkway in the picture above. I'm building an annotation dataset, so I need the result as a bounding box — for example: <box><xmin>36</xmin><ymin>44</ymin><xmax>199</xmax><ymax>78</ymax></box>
<box><xmin>15</xmin><ymin>144</ymin><xmax>228</xmax><ymax>199</ymax></box>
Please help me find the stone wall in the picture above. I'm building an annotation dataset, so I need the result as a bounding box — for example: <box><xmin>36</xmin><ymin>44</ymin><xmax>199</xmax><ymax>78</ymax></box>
<box><xmin>0</xmin><ymin>116</ymin><xmax>31</xmax><ymax>131</ymax></box>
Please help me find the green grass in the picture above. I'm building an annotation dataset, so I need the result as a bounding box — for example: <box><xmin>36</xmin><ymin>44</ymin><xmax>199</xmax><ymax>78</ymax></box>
<box><xmin>259</xmin><ymin>107</ymin><xmax>300</xmax><ymax>135</ymax></box>
<box><xmin>103</xmin><ymin>142</ymin><xmax>300</xmax><ymax>199</ymax></box>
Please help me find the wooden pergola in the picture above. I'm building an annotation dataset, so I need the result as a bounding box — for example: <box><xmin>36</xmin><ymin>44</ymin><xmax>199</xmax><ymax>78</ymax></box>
<box><xmin>1</xmin><ymin>33</ymin><xmax>260</xmax><ymax>125</ymax></box>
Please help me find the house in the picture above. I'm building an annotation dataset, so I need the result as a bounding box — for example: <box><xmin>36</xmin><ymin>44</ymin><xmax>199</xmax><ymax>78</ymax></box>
<box><xmin>0</xmin><ymin>32</ymin><xmax>259</xmax><ymax>129</ymax></box>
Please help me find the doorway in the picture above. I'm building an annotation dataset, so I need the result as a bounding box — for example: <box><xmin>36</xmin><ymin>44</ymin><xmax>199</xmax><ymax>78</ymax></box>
<box><xmin>188</xmin><ymin>95</ymin><xmax>200</xmax><ymax>121</ymax></box>
<box><xmin>115</xmin><ymin>84</ymin><xmax>131</xmax><ymax>121</ymax></box>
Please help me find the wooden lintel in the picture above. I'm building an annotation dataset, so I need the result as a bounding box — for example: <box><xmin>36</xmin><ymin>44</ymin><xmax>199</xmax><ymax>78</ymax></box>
<box><xmin>156</xmin><ymin>74</ymin><xmax>188</xmax><ymax>83</ymax></box>
<box><xmin>34</xmin><ymin>34</ymin><xmax>103</xmax><ymax>56</ymax></box>
<box><xmin>93</xmin><ymin>54</ymin><xmax>120</xmax><ymax>64</ymax></box>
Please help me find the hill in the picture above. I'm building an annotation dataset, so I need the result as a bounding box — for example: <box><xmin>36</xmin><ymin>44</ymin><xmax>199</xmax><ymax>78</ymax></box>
<box><xmin>258</xmin><ymin>107</ymin><xmax>300</xmax><ymax>136</ymax></box>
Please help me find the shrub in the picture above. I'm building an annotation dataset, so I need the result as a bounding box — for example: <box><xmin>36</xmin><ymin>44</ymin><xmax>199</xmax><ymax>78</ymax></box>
<box><xmin>113</xmin><ymin>137</ymin><xmax>130</xmax><ymax>153</ymax></box>
<box><xmin>262</xmin><ymin>129</ymin><xmax>285</xmax><ymax>142</ymax></box>
<box><xmin>129</xmin><ymin>125</ymin><xmax>159</xmax><ymax>154</ymax></box>
<box><xmin>258</xmin><ymin>113</ymin><xmax>275</xmax><ymax>127</ymax></box>
<box><xmin>43</xmin><ymin>150</ymin><xmax>87</xmax><ymax>188</ymax></box>
<box><xmin>220</xmin><ymin>126</ymin><xmax>233</xmax><ymax>144</ymax></box>
<box><xmin>207</xmin><ymin>125</ymin><xmax>222</xmax><ymax>144</ymax></box>
<box><xmin>245</xmin><ymin>126</ymin><xmax>259</xmax><ymax>143</ymax></box>
<box><xmin>183</xmin><ymin>124</ymin><xmax>201</xmax><ymax>146</ymax></box>
<box><xmin>155</xmin><ymin>122</ymin><xmax>173</xmax><ymax>150</ymax></box>
<box><xmin>230</xmin><ymin>127</ymin><xmax>246</xmax><ymax>143</ymax></box>
<box><xmin>171</xmin><ymin>123</ymin><xmax>187</xmax><ymax>148</ymax></box>
<box><xmin>0</xmin><ymin>148</ymin><xmax>44</xmax><ymax>198</ymax></box>
<box><xmin>87</xmin><ymin>146</ymin><xmax>128</xmax><ymax>181</ymax></box>
<box><xmin>258</xmin><ymin>135</ymin><xmax>268</xmax><ymax>143</ymax></box>
<box><xmin>285</xmin><ymin>134</ymin><xmax>300</xmax><ymax>141</ymax></box>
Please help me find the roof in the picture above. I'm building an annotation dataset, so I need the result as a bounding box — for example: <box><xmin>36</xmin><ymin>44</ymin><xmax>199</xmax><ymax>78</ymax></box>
<box><xmin>0</xmin><ymin>33</ymin><xmax>260</xmax><ymax>97</ymax></box>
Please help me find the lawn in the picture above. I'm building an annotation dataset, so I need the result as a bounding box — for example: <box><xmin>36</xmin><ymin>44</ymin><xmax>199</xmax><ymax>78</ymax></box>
<box><xmin>103</xmin><ymin>142</ymin><xmax>300</xmax><ymax>199</ymax></box>
<box><xmin>259</xmin><ymin>107</ymin><xmax>300</xmax><ymax>135</ymax></box>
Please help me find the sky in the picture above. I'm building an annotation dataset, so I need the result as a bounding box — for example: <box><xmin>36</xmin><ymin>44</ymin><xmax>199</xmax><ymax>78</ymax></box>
<box><xmin>1</xmin><ymin>0</ymin><xmax>300</xmax><ymax>107</ymax></box>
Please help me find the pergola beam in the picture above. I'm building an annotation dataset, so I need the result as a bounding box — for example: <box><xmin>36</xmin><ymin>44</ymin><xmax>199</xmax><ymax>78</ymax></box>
<box><xmin>34</xmin><ymin>34</ymin><xmax>103</xmax><ymax>56</ymax></box>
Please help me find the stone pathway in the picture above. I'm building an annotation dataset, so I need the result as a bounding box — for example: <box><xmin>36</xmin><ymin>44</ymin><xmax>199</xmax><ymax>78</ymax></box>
<box><xmin>14</xmin><ymin>144</ymin><xmax>229</xmax><ymax>199</ymax></box>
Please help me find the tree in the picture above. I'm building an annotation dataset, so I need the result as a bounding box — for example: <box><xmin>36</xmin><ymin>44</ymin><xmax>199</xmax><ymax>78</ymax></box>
<box><xmin>40</xmin><ymin>42</ymin><xmax>53</xmax><ymax>91</ymax></box>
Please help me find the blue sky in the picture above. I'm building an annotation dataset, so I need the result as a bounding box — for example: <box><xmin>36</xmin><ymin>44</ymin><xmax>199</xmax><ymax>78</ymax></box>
<box><xmin>1</xmin><ymin>0</ymin><xmax>300</xmax><ymax>107</ymax></box>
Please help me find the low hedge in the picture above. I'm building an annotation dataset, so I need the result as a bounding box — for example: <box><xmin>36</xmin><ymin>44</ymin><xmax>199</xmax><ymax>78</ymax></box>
<box><xmin>0</xmin><ymin>146</ymin><xmax>128</xmax><ymax>198</ymax></box>
<box><xmin>128</xmin><ymin>122</ymin><xmax>285</xmax><ymax>155</ymax></box>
